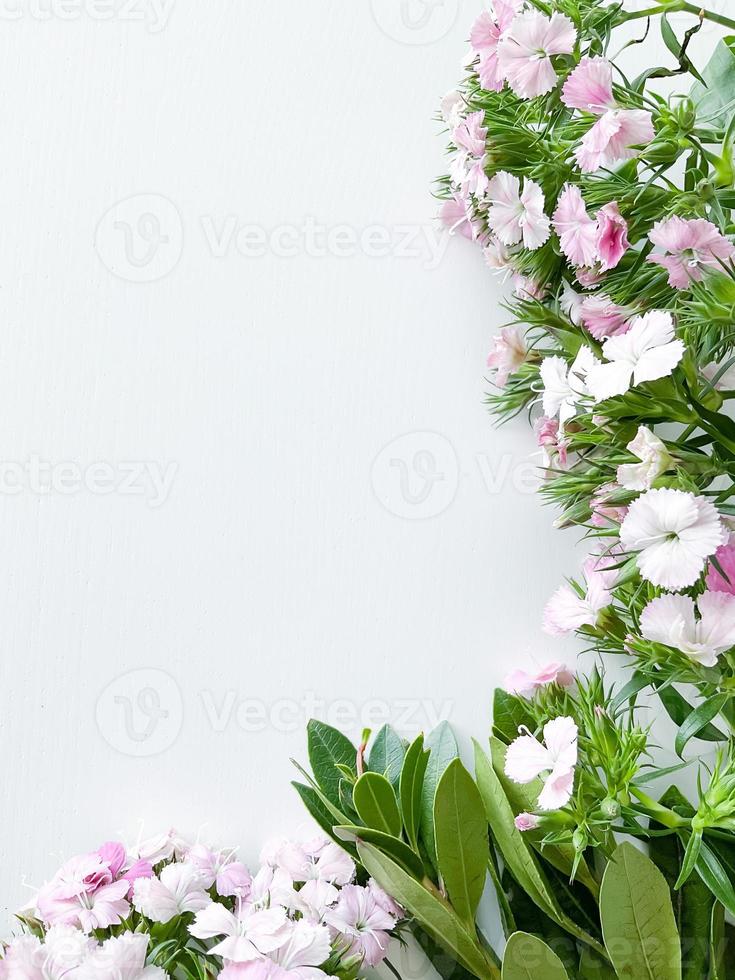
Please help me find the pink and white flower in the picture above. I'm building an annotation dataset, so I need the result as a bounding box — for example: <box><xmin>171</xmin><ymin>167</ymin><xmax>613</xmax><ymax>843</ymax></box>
<box><xmin>324</xmin><ymin>884</ymin><xmax>397</xmax><ymax>967</ymax></box>
<box><xmin>553</xmin><ymin>184</ymin><xmax>598</xmax><ymax>267</ymax></box>
<box><xmin>75</xmin><ymin>933</ymin><xmax>166</xmax><ymax>980</ymax></box>
<box><xmin>190</xmin><ymin>902</ymin><xmax>292</xmax><ymax>963</ymax></box>
<box><xmin>487</xmin><ymin>171</ymin><xmax>550</xmax><ymax>249</ymax></box>
<box><xmin>470</xmin><ymin>1</ymin><xmax>523</xmax><ymax>92</ymax></box>
<box><xmin>617</xmin><ymin>426</ymin><xmax>672</xmax><ymax>491</ymax></box>
<box><xmin>640</xmin><ymin>591</ymin><xmax>735</xmax><ymax>667</ymax></box>
<box><xmin>505</xmin><ymin>716</ymin><xmax>578</xmax><ymax>810</ymax></box>
<box><xmin>497</xmin><ymin>10</ymin><xmax>576</xmax><ymax>99</ymax></box>
<box><xmin>575</xmin><ymin>109</ymin><xmax>654</xmax><ymax>173</ymax></box>
<box><xmin>703</xmin><ymin>359</ymin><xmax>735</xmax><ymax>391</ymax></box>
<box><xmin>562</xmin><ymin>57</ymin><xmax>616</xmax><ymax>114</ymax></box>
<box><xmin>132</xmin><ymin>862</ymin><xmax>210</xmax><ymax>924</ymax></box>
<box><xmin>620</xmin><ymin>487</ymin><xmax>727</xmax><ymax>590</ymax></box>
<box><xmin>269</xmin><ymin>839</ymin><xmax>355</xmax><ymax>886</ymax></box>
<box><xmin>504</xmin><ymin>662</ymin><xmax>574</xmax><ymax>698</ymax></box>
<box><xmin>596</xmin><ymin>202</ymin><xmax>630</xmax><ymax>270</ymax></box>
<box><xmin>451</xmin><ymin>111</ymin><xmax>490</xmax><ymax>197</ymax></box>
<box><xmin>0</xmin><ymin>926</ymin><xmax>93</xmax><ymax>980</ymax></box>
<box><xmin>487</xmin><ymin>325</ymin><xmax>528</xmax><ymax>387</ymax></box>
<box><xmin>585</xmin><ymin>310</ymin><xmax>685</xmax><ymax>402</ymax></box>
<box><xmin>535</xmin><ymin>414</ymin><xmax>568</xmax><ymax>467</ymax></box>
<box><xmin>543</xmin><ymin>556</ymin><xmax>616</xmax><ymax>636</ymax></box>
<box><xmin>579</xmin><ymin>294</ymin><xmax>631</xmax><ymax>340</ymax></box>
<box><xmin>440</xmin><ymin>90</ymin><xmax>465</xmax><ymax>127</ymax></box>
<box><xmin>514</xmin><ymin>813</ymin><xmax>541</xmax><ymax>832</ymax></box>
<box><xmin>648</xmin><ymin>216</ymin><xmax>735</xmax><ymax>289</ymax></box>
<box><xmin>34</xmin><ymin>853</ymin><xmax>131</xmax><ymax>933</ymax></box>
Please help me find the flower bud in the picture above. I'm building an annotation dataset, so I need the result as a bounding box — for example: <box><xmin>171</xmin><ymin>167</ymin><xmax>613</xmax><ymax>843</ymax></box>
<box><xmin>600</xmin><ymin>797</ymin><xmax>621</xmax><ymax>820</ymax></box>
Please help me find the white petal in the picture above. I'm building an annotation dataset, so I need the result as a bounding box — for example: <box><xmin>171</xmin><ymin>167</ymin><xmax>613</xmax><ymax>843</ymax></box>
<box><xmin>640</xmin><ymin>594</ymin><xmax>696</xmax><ymax>648</ymax></box>
<box><xmin>586</xmin><ymin>360</ymin><xmax>632</xmax><ymax>401</ymax></box>
<box><xmin>633</xmin><ymin>340</ymin><xmax>685</xmax><ymax>385</ymax></box>
<box><xmin>505</xmin><ymin>734</ymin><xmax>552</xmax><ymax>784</ymax></box>
<box><xmin>538</xmin><ymin>767</ymin><xmax>574</xmax><ymax>810</ymax></box>
<box><xmin>698</xmin><ymin>591</ymin><xmax>735</xmax><ymax>654</ymax></box>
<box><xmin>638</xmin><ymin>537</ymin><xmax>705</xmax><ymax>590</ymax></box>
<box><xmin>543</xmin><ymin>716</ymin><xmax>578</xmax><ymax>769</ymax></box>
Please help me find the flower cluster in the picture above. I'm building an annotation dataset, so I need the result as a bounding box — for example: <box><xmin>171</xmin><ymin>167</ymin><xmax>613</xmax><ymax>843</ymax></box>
<box><xmin>437</xmin><ymin>0</ymin><xmax>735</xmax><ymax>931</ymax></box>
<box><xmin>2</xmin><ymin>829</ymin><xmax>402</xmax><ymax>980</ymax></box>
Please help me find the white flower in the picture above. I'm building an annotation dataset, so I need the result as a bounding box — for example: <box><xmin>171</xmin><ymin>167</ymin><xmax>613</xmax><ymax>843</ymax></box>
<box><xmin>486</xmin><ymin>171</ymin><xmax>551</xmax><ymax>250</ymax></box>
<box><xmin>269</xmin><ymin>919</ymin><xmax>332</xmax><ymax>971</ymax></box>
<box><xmin>75</xmin><ymin>934</ymin><xmax>166</xmax><ymax>980</ymax></box>
<box><xmin>620</xmin><ymin>488</ymin><xmax>727</xmax><ymax>590</ymax></box>
<box><xmin>543</xmin><ymin>556</ymin><xmax>616</xmax><ymax>636</ymax></box>
<box><xmin>540</xmin><ymin>346</ymin><xmax>598</xmax><ymax>427</ymax></box>
<box><xmin>617</xmin><ymin>426</ymin><xmax>673</xmax><ymax>491</ymax></box>
<box><xmin>586</xmin><ymin>311</ymin><xmax>685</xmax><ymax>402</ymax></box>
<box><xmin>189</xmin><ymin>901</ymin><xmax>291</xmax><ymax>962</ymax></box>
<box><xmin>505</xmin><ymin>716</ymin><xmax>578</xmax><ymax>811</ymax></box>
<box><xmin>132</xmin><ymin>863</ymin><xmax>210</xmax><ymax>924</ymax></box>
<box><xmin>0</xmin><ymin>926</ymin><xmax>94</xmax><ymax>980</ymax></box>
<box><xmin>640</xmin><ymin>591</ymin><xmax>735</xmax><ymax>667</ymax></box>
<box><xmin>440</xmin><ymin>90</ymin><xmax>465</xmax><ymax>127</ymax></box>
<box><xmin>703</xmin><ymin>359</ymin><xmax>735</xmax><ymax>391</ymax></box>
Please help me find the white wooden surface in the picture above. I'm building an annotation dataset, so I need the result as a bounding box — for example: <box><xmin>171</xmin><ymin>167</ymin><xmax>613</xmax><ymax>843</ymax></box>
<box><xmin>0</xmin><ymin>0</ymin><xmax>699</xmax><ymax>942</ymax></box>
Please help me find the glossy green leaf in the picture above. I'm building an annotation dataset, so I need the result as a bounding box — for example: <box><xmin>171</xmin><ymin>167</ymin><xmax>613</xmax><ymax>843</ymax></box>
<box><xmin>291</xmin><ymin>782</ymin><xmax>357</xmax><ymax>858</ymax></box>
<box><xmin>492</xmin><ymin>689</ymin><xmax>535</xmax><ymax>745</ymax></box>
<box><xmin>421</xmin><ymin>721</ymin><xmax>459</xmax><ymax>869</ymax></box>
<box><xmin>675</xmin><ymin>693</ymin><xmax>729</xmax><ymax>757</ymax></box>
<box><xmin>368</xmin><ymin>725</ymin><xmax>406</xmax><ymax>789</ymax></box>
<box><xmin>307</xmin><ymin>720</ymin><xmax>357</xmax><ymax>807</ymax></box>
<box><xmin>352</xmin><ymin>771</ymin><xmax>402</xmax><ymax>837</ymax></box>
<box><xmin>600</xmin><ymin>842</ymin><xmax>681</xmax><ymax>980</ymax></box>
<box><xmin>501</xmin><ymin>932</ymin><xmax>569</xmax><ymax>979</ymax></box>
<box><xmin>357</xmin><ymin>842</ymin><xmax>501</xmax><ymax>980</ymax></box>
<box><xmin>434</xmin><ymin>758</ymin><xmax>488</xmax><ymax>927</ymax></box>
<box><xmin>578</xmin><ymin>948</ymin><xmax>617</xmax><ymax>979</ymax></box>
<box><xmin>694</xmin><ymin>839</ymin><xmax>735</xmax><ymax>919</ymax></box>
<box><xmin>334</xmin><ymin>824</ymin><xmax>424</xmax><ymax>879</ymax></box>
<box><xmin>400</xmin><ymin>734</ymin><xmax>430</xmax><ymax>853</ymax></box>
<box><xmin>691</xmin><ymin>36</ymin><xmax>735</xmax><ymax>126</ymax></box>
<box><xmin>655</xmin><ymin>684</ymin><xmax>725</xmax><ymax>743</ymax></box>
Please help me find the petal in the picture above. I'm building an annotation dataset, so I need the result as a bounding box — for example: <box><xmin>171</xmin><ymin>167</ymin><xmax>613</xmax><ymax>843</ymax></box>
<box><xmin>640</xmin><ymin>593</ymin><xmax>697</xmax><ymax>648</ymax></box>
<box><xmin>586</xmin><ymin>360</ymin><xmax>632</xmax><ymax>401</ymax></box>
<box><xmin>537</xmin><ymin>768</ymin><xmax>574</xmax><ymax>810</ymax></box>
<box><xmin>505</xmin><ymin>734</ymin><xmax>552</xmax><ymax>783</ymax></box>
<box><xmin>542</xmin><ymin>716</ymin><xmax>578</xmax><ymax>769</ymax></box>
<box><xmin>697</xmin><ymin>590</ymin><xmax>735</xmax><ymax>653</ymax></box>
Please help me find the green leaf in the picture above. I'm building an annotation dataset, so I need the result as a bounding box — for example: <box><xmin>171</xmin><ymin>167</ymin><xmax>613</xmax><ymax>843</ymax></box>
<box><xmin>694</xmin><ymin>839</ymin><xmax>735</xmax><ymax>919</ymax></box>
<box><xmin>307</xmin><ymin>720</ymin><xmax>357</xmax><ymax>807</ymax></box>
<box><xmin>368</xmin><ymin>725</ymin><xmax>406</xmax><ymax>789</ymax></box>
<box><xmin>578</xmin><ymin>948</ymin><xmax>617</xmax><ymax>979</ymax></box>
<box><xmin>691</xmin><ymin>36</ymin><xmax>735</xmax><ymax>127</ymax></box>
<box><xmin>473</xmin><ymin>740</ymin><xmax>605</xmax><ymax>957</ymax></box>
<box><xmin>411</xmin><ymin>923</ymin><xmax>480</xmax><ymax>980</ymax></box>
<box><xmin>710</xmin><ymin>902</ymin><xmax>726</xmax><ymax>980</ymax></box>
<box><xmin>421</xmin><ymin>722</ymin><xmax>459</xmax><ymax>869</ymax></box>
<box><xmin>357</xmin><ymin>842</ymin><xmax>501</xmax><ymax>980</ymax></box>
<box><xmin>352</xmin><ymin>771</ymin><xmax>402</xmax><ymax>837</ymax></box>
<box><xmin>334</xmin><ymin>824</ymin><xmax>425</xmax><ymax>879</ymax></box>
<box><xmin>675</xmin><ymin>694</ymin><xmax>729</xmax><ymax>757</ymax></box>
<box><xmin>600</xmin><ymin>842</ymin><xmax>681</xmax><ymax>980</ymax></box>
<box><xmin>434</xmin><ymin>758</ymin><xmax>488</xmax><ymax>927</ymax></box>
<box><xmin>492</xmin><ymin>689</ymin><xmax>535</xmax><ymax>744</ymax></box>
<box><xmin>655</xmin><ymin>684</ymin><xmax>725</xmax><ymax>743</ymax></box>
<box><xmin>291</xmin><ymin>782</ymin><xmax>357</xmax><ymax>858</ymax></box>
<box><xmin>501</xmin><ymin>932</ymin><xmax>569</xmax><ymax>979</ymax></box>
<box><xmin>400</xmin><ymin>734</ymin><xmax>430</xmax><ymax>853</ymax></box>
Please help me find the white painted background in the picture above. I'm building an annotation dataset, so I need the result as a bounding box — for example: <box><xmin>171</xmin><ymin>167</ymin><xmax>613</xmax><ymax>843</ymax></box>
<box><xmin>0</xmin><ymin>0</ymin><xmax>719</xmax><ymax>952</ymax></box>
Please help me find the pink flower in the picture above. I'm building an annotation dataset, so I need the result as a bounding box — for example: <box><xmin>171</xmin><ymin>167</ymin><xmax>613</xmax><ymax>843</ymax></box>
<box><xmin>217</xmin><ymin>862</ymin><xmax>254</xmax><ymax>899</ymax></box>
<box><xmin>513</xmin><ymin>274</ymin><xmax>546</xmax><ymax>301</ymax></box>
<box><xmin>272</xmin><ymin>840</ymin><xmax>355</xmax><ymax>886</ymax></box>
<box><xmin>576</xmin><ymin>109</ymin><xmax>654</xmax><ymax>172</ymax></box>
<box><xmin>487</xmin><ymin>325</ymin><xmax>527</xmax><ymax>386</ymax></box>
<box><xmin>640</xmin><ymin>591</ymin><xmax>735</xmax><ymax>668</ymax></box>
<box><xmin>590</xmin><ymin>483</ymin><xmax>628</xmax><ymax>528</ymax></box>
<box><xmin>218</xmin><ymin>964</ymin><xmax>302</xmax><ymax>980</ymax></box>
<box><xmin>325</xmin><ymin>884</ymin><xmax>397</xmax><ymax>966</ymax></box>
<box><xmin>34</xmin><ymin>853</ymin><xmax>131</xmax><ymax>932</ymax></box>
<box><xmin>617</xmin><ymin>425</ymin><xmax>672</xmax><ymax>492</ymax></box>
<box><xmin>562</xmin><ymin>57</ymin><xmax>615</xmax><ymax>114</ymax></box>
<box><xmin>504</xmin><ymin>662</ymin><xmax>574</xmax><ymax>698</ymax></box>
<box><xmin>132</xmin><ymin>863</ymin><xmax>210</xmax><ymax>924</ymax></box>
<box><xmin>648</xmin><ymin>216</ymin><xmax>735</xmax><ymax>289</ymax></box>
<box><xmin>534</xmin><ymin>415</ymin><xmax>568</xmax><ymax>467</ymax></box>
<box><xmin>440</xmin><ymin>194</ymin><xmax>478</xmax><ymax>241</ymax></box>
<box><xmin>505</xmin><ymin>716</ymin><xmax>578</xmax><ymax>811</ymax></box>
<box><xmin>487</xmin><ymin>171</ymin><xmax>550</xmax><ymax>250</ymax></box>
<box><xmin>514</xmin><ymin>813</ymin><xmax>541</xmax><ymax>832</ymax></box>
<box><xmin>553</xmin><ymin>184</ymin><xmax>598</xmax><ymax>267</ymax></box>
<box><xmin>440</xmin><ymin>90</ymin><xmax>465</xmax><ymax>128</ymax></box>
<box><xmin>706</xmin><ymin>535</ymin><xmax>735</xmax><ymax>595</ymax></box>
<box><xmin>0</xmin><ymin>927</ymin><xmax>94</xmax><ymax>980</ymax></box>
<box><xmin>543</xmin><ymin>556</ymin><xmax>615</xmax><ymax>636</ymax></box>
<box><xmin>453</xmin><ymin>110</ymin><xmax>487</xmax><ymax>158</ymax></box>
<box><xmin>191</xmin><ymin>903</ymin><xmax>292</xmax><ymax>963</ymax></box>
<box><xmin>76</xmin><ymin>933</ymin><xmax>166</xmax><ymax>980</ymax></box>
<box><xmin>471</xmin><ymin>1</ymin><xmax>523</xmax><ymax>92</ymax></box>
<box><xmin>451</xmin><ymin>111</ymin><xmax>490</xmax><ymax>197</ymax></box>
<box><xmin>596</xmin><ymin>202</ymin><xmax>630</xmax><ymax>270</ymax></box>
<box><xmin>483</xmin><ymin>238</ymin><xmax>513</xmax><ymax>272</ymax></box>
<box><xmin>498</xmin><ymin>10</ymin><xmax>576</xmax><ymax>99</ymax></box>
<box><xmin>579</xmin><ymin>294</ymin><xmax>631</xmax><ymax>340</ymax></box>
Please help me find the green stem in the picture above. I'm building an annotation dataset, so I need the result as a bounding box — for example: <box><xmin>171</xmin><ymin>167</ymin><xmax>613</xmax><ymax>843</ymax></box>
<box><xmin>631</xmin><ymin>787</ymin><xmax>690</xmax><ymax>828</ymax></box>
<box><xmin>622</xmin><ymin>2</ymin><xmax>735</xmax><ymax>31</ymax></box>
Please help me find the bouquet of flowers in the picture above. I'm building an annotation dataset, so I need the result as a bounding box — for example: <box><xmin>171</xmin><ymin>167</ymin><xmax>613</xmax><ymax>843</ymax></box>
<box><xmin>0</xmin><ymin>828</ymin><xmax>404</xmax><ymax>979</ymax></box>
<box><xmin>291</xmin><ymin>1</ymin><xmax>735</xmax><ymax>978</ymax></box>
